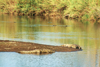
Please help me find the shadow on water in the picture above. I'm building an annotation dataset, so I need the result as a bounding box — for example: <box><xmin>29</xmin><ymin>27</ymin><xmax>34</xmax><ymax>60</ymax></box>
<box><xmin>0</xmin><ymin>14</ymin><xmax>100</xmax><ymax>67</ymax></box>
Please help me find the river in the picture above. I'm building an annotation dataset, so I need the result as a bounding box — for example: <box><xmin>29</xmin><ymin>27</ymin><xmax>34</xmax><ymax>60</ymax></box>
<box><xmin>0</xmin><ymin>14</ymin><xmax>100</xmax><ymax>67</ymax></box>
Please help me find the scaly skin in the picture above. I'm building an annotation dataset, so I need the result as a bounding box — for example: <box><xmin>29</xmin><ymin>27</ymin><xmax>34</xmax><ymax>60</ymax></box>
<box><xmin>18</xmin><ymin>49</ymin><xmax>55</xmax><ymax>54</ymax></box>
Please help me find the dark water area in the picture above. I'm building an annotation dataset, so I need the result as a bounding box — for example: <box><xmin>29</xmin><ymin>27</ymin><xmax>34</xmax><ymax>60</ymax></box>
<box><xmin>0</xmin><ymin>14</ymin><xmax>100</xmax><ymax>67</ymax></box>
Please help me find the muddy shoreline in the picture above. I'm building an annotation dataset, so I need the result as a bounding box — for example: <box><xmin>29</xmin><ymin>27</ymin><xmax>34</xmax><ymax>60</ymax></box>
<box><xmin>0</xmin><ymin>40</ymin><xmax>81</xmax><ymax>52</ymax></box>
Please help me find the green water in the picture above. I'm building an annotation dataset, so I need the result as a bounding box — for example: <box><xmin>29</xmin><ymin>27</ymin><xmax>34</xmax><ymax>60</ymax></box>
<box><xmin>0</xmin><ymin>14</ymin><xmax>100</xmax><ymax>67</ymax></box>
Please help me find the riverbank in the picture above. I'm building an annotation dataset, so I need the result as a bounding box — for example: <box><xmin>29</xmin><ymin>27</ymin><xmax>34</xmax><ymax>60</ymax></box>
<box><xmin>0</xmin><ymin>40</ymin><xmax>81</xmax><ymax>52</ymax></box>
<box><xmin>0</xmin><ymin>0</ymin><xmax>100</xmax><ymax>23</ymax></box>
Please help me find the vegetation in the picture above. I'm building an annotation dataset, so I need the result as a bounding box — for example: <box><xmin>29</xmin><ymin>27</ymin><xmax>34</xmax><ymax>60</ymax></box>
<box><xmin>0</xmin><ymin>0</ymin><xmax>100</xmax><ymax>22</ymax></box>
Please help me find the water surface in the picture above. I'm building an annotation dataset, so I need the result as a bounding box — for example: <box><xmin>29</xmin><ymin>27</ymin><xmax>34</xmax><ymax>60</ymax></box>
<box><xmin>0</xmin><ymin>14</ymin><xmax>100</xmax><ymax>67</ymax></box>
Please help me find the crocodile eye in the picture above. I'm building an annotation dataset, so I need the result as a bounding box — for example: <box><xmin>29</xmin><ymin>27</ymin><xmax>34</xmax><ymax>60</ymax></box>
<box><xmin>76</xmin><ymin>47</ymin><xmax>79</xmax><ymax>49</ymax></box>
<box><xmin>80</xmin><ymin>47</ymin><xmax>82</xmax><ymax>49</ymax></box>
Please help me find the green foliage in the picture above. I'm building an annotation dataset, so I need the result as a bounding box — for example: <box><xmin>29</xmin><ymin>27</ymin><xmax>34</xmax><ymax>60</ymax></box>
<box><xmin>0</xmin><ymin>0</ymin><xmax>18</xmax><ymax>13</ymax></box>
<box><xmin>0</xmin><ymin>0</ymin><xmax>100</xmax><ymax>22</ymax></box>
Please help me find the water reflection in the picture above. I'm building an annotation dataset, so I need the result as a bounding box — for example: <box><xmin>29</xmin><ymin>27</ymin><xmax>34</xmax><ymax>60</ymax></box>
<box><xmin>0</xmin><ymin>52</ymin><xmax>83</xmax><ymax>67</ymax></box>
<box><xmin>0</xmin><ymin>50</ymin><xmax>99</xmax><ymax>67</ymax></box>
<box><xmin>0</xmin><ymin>14</ymin><xmax>100</xmax><ymax>67</ymax></box>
